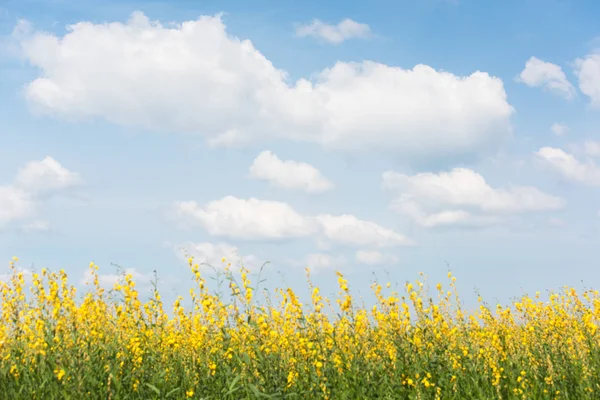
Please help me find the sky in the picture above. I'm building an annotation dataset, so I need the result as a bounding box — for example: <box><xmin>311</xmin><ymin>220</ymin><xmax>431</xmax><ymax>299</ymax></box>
<box><xmin>1</xmin><ymin>0</ymin><xmax>600</xmax><ymax>309</ymax></box>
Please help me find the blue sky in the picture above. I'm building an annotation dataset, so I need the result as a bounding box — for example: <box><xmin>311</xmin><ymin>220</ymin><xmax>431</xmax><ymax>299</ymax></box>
<box><xmin>1</xmin><ymin>0</ymin><xmax>600</xmax><ymax>308</ymax></box>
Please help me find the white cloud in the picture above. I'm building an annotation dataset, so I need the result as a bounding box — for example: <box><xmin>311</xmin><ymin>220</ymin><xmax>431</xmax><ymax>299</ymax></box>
<box><xmin>249</xmin><ymin>150</ymin><xmax>333</xmax><ymax>193</ymax></box>
<box><xmin>316</xmin><ymin>214</ymin><xmax>413</xmax><ymax>247</ymax></box>
<box><xmin>355</xmin><ymin>250</ymin><xmax>398</xmax><ymax>265</ymax></box>
<box><xmin>535</xmin><ymin>146</ymin><xmax>600</xmax><ymax>186</ymax></box>
<box><xmin>14</xmin><ymin>156</ymin><xmax>82</xmax><ymax>196</ymax></box>
<box><xmin>296</xmin><ymin>18</ymin><xmax>371</xmax><ymax>44</ymax></box>
<box><xmin>0</xmin><ymin>157</ymin><xmax>81</xmax><ymax>229</ymax></box>
<box><xmin>518</xmin><ymin>57</ymin><xmax>575</xmax><ymax>99</ymax></box>
<box><xmin>0</xmin><ymin>186</ymin><xmax>35</xmax><ymax>227</ymax></box>
<box><xmin>550</xmin><ymin>123</ymin><xmax>569</xmax><ymax>136</ymax></box>
<box><xmin>17</xmin><ymin>12</ymin><xmax>514</xmax><ymax>165</ymax></box>
<box><xmin>168</xmin><ymin>196</ymin><xmax>412</xmax><ymax>247</ymax></box>
<box><xmin>383</xmin><ymin>168</ymin><xmax>565</xmax><ymax>228</ymax></box>
<box><xmin>584</xmin><ymin>141</ymin><xmax>600</xmax><ymax>157</ymax></box>
<box><xmin>168</xmin><ymin>196</ymin><xmax>318</xmax><ymax>239</ymax></box>
<box><xmin>574</xmin><ymin>51</ymin><xmax>600</xmax><ymax>107</ymax></box>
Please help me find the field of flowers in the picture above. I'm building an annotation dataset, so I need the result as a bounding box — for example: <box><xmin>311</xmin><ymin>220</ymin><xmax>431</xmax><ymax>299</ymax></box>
<box><xmin>1</xmin><ymin>256</ymin><xmax>599</xmax><ymax>399</ymax></box>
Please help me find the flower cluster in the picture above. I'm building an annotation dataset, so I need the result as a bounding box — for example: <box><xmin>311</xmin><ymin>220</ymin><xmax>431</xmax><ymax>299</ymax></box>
<box><xmin>0</xmin><ymin>257</ymin><xmax>599</xmax><ymax>399</ymax></box>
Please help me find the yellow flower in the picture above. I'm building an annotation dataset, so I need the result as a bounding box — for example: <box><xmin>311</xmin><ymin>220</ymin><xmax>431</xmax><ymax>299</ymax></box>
<box><xmin>186</xmin><ymin>389</ymin><xmax>194</xmax><ymax>398</ymax></box>
<box><xmin>54</xmin><ymin>368</ymin><xmax>65</xmax><ymax>381</ymax></box>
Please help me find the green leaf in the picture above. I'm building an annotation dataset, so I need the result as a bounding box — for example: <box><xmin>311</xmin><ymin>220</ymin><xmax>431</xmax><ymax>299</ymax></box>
<box><xmin>248</xmin><ymin>384</ymin><xmax>263</xmax><ymax>397</ymax></box>
<box><xmin>224</xmin><ymin>375</ymin><xmax>242</xmax><ymax>396</ymax></box>
<box><xmin>165</xmin><ymin>387</ymin><xmax>181</xmax><ymax>398</ymax></box>
<box><xmin>145</xmin><ymin>383</ymin><xmax>161</xmax><ymax>396</ymax></box>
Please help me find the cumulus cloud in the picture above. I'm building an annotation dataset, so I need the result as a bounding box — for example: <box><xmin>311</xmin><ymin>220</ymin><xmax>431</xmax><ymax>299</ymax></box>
<box><xmin>16</xmin><ymin>12</ymin><xmax>514</xmax><ymax>165</ymax></box>
<box><xmin>574</xmin><ymin>51</ymin><xmax>600</xmax><ymax>107</ymax></box>
<box><xmin>535</xmin><ymin>146</ymin><xmax>600</xmax><ymax>186</ymax></box>
<box><xmin>14</xmin><ymin>156</ymin><xmax>82</xmax><ymax>197</ymax></box>
<box><xmin>168</xmin><ymin>196</ymin><xmax>412</xmax><ymax>247</ymax></box>
<box><xmin>0</xmin><ymin>186</ymin><xmax>35</xmax><ymax>227</ymax></box>
<box><xmin>316</xmin><ymin>214</ymin><xmax>413</xmax><ymax>247</ymax></box>
<box><xmin>296</xmin><ymin>18</ymin><xmax>371</xmax><ymax>44</ymax></box>
<box><xmin>383</xmin><ymin>168</ymin><xmax>565</xmax><ymax>228</ymax></box>
<box><xmin>550</xmin><ymin>123</ymin><xmax>569</xmax><ymax>136</ymax></box>
<box><xmin>518</xmin><ymin>57</ymin><xmax>576</xmax><ymax>99</ymax></box>
<box><xmin>168</xmin><ymin>196</ymin><xmax>318</xmax><ymax>239</ymax></box>
<box><xmin>355</xmin><ymin>250</ymin><xmax>398</xmax><ymax>265</ymax></box>
<box><xmin>0</xmin><ymin>157</ymin><xmax>82</xmax><ymax>229</ymax></box>
<box><xmin>249</xmin><ymin>150</ymin><xmax>333</xmax><ymax>193</ymax></box>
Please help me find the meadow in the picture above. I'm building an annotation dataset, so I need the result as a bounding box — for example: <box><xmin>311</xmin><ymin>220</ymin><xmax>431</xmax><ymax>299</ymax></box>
<box><xmin>1</xmin><ymin>256</ymin><xmax>599</xmax><ymax>399</ymax></box>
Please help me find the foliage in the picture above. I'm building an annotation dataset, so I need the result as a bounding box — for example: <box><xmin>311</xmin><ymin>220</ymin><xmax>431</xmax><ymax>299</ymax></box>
<box><xmin>1</xmin><ymin>256</ymin><xmax>599</xmax><ymax>399</ymax></box>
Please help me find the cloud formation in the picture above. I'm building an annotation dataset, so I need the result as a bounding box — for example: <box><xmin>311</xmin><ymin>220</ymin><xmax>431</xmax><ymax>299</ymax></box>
<box><xmin>14</xmin><ymin>156</ymin><xmax>82</xmax><ymax>197</ymax></box>
<box><xmin>16</xmin><ymin>12</ymin><xmax>514</xmax><ymax>165</ymax></box>
<box><xmin>168</xmin><ymin>196</ymin><xmax>413</xmax><ymax>247</ymax></box>
<box><xmin>169</xmin><ymin>196</ymin><xmax>317</xmax><ymax>239</ymax></box>
<box><xmin>296</xmin><ymin>18</ymin><xmax>371</xmax><ymax>44</ymax></box>
<box><xmin>535</xmin><ymin>146</ymin><xmax>600</xmax><ymax>186</ymax></box>
<box><xmin>0</xmin><ymin>157</ymin><xmax>82</xmax><ymax>229</ymax></box>
<box><xmin>518</xmin><ymin>57</ymin><xmax>576</xmax><ymax>99</ymax></box>
<box><xmin>383</xmin><ymin>168</ymin><xmax>565</xmax><ymax>228</ymax></box>
<box><xmin>249</xmin><ymin>150</ymin><xmax>333</xmax><ymax>193</ymax></box>
<box><xmin>574</xmin><ymin>51</ymin><xmax>600</xmax><ymax>107</ymax></box>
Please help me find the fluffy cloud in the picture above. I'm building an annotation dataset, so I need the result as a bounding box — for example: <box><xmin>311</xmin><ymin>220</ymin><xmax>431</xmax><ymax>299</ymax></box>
<box><xmin>535</xmin><ymin>146</ymin><xmax>600</xmax><ymax>186</ymax></box>
<box><xmin>518</xmin><ymin>57</ymin><xmax>575</xmax><ymax>99</ymax></box>
<box><xmin>0</xmin><ymin>186</ymin><xmax>35</xmax><ymax>227</ymax></box>
<box><xmin>355</xmin><ymin>250</ymin><xmax>399</xmax><ymax>265</ymax></box>
<box><xmin>168</xmin><ymin>196</ymin><xmax>412</xmax><ymax>247</ymax></box>
<box><xmin>383</xmin><ymin>168</ymin><xmax>565</xmax><ymax>228</ymax></box>
<box><xmin>17</xmin><ymin>12</ymin><xmax>514</xmax><ymax>164</ymax></box>
<box><xmin>14</xmin><ymin>156</ymin><xmax>82</xmax><ymax>197</ymax></box>
<box><xmin>0</xmin><ymin>157</ymin><xmax>82</xmax><ymax>229</ymax></box>
<box><xmin>574</xmin><ymin>51</ymin><xmax>600</xmax><ymax>107</ymax></box>
<box><xmin>168</xmin><ymin>197</ymin><xmax>318</xmax><ymax>239</ymax></box>
<box><xmin>316</xmin><ymin>214</ymin><xmax>413</xmax><ymax>247</ymax></box>
<box><xmin>249</xmin><ymin>150</ymin><xmax>333</xmax><ymax>193</ymax></box>
<box><xmin>296</xmin><ymin>18</ymin><xmax>371</xmax><ymax>44</ymax></box>
<box><xmin>550</xmin><ymin>123</ymin><xmax>569</xmax><ymax>136</ymax></box>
